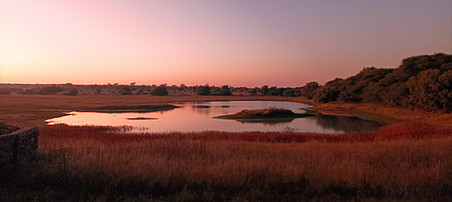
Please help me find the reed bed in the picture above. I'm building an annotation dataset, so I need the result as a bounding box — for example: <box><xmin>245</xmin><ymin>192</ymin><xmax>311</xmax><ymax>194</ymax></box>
<box><xmin>2</xmin><ymin>123</ymin><xmax>451</xmax><ymax>201</ymax></box>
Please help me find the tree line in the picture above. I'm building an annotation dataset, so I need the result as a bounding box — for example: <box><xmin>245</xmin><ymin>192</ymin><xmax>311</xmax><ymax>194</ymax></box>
<box><xmin>1</xmin><ymin>53</ymin><xmax>450</xmax><ymax>112</ymax></box>
<box><xmin>308</xmin><ymin>53</ymin><xmax>451</xmax><ymax>112</ymax></box>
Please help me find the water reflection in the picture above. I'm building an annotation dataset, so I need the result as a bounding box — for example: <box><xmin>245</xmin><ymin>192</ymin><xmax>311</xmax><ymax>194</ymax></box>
<box><xmin>234</xmin><ymin>118</ymin><xmax>296</xmax><ymax>125</ymax></box>
<box><xmin>315</xmin><ymin>113</ymin><xmax>383</xmax><ymax>132</ymax></box>
<box><xmin>46</xmin><ymin>101</ymin><xmax>383</xmax><ymax>134</ymax></box>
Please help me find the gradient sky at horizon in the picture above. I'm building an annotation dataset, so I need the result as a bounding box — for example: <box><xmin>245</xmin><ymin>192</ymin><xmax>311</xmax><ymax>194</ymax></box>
<box><xmin>1</xmin><ymin>0</ymin><xmax>451</xmax><ymax>87</ymax></box>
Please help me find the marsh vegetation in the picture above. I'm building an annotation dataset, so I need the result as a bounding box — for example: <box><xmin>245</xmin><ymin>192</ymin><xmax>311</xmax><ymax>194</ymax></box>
<box><xmin>1</xmin><ymin>123</ymin><xmax>451</xmax><ymax>201</ymax></box>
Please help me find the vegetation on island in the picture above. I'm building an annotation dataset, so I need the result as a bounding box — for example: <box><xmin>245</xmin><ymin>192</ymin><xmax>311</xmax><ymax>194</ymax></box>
<box><xmin>216</xmin><ymin>108</ymin><xmax>313</xmax><ymax>119</ymax></box>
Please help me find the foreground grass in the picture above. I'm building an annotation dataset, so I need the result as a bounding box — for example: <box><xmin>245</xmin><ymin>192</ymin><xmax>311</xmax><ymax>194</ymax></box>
<box><xmin>1</xmin><ymin>123</ymin><xmax>452</xmax><ymax>201</ymax></box>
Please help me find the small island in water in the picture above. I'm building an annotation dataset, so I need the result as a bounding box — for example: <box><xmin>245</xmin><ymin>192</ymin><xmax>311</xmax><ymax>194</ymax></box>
<box><xmin>216</xmin><ymin>108</ymin><xmax>314</xmax><ymax>120</ymax></box>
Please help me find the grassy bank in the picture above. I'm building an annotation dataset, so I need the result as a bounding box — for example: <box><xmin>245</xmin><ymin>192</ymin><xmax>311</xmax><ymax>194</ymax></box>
<box><xmin>1</xmin><ymin>123</ymin><xmax>451</xmax><ymax>201</ymax></box>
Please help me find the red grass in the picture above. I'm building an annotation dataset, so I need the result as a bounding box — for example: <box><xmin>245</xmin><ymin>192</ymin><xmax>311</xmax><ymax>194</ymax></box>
<box><xmin>34</xmin><ymin>122</ymin><xmax>452</xmax><ymax>200</ymax></box>
<box><xmin>378</xmin><ymin>122</ymin><xmax>452</xmax><ymax>140</ymax></box>
<box><xmin>39</xmin><ymin>122</ymin><xmax>451</xmax><ymax>145</ymax></box>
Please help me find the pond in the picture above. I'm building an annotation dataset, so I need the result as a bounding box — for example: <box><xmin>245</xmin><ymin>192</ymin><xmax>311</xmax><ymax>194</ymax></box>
<box><xmin>45</xmin><ymin>101</ymin><xmax>383</xmax><ymax>133</ymax></box>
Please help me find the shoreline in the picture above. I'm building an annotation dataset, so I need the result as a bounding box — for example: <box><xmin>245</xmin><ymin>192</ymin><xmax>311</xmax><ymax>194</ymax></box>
<box><xmin>1</xmin><ymin>94</ymin><xmax>450</xmax><ymax>127</ymax></box>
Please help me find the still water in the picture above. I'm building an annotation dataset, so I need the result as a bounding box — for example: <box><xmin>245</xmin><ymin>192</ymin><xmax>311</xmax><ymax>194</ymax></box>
<box><xmin>46</xmin><ymin>101</ymin><xmax>383</xmax><ymax>133</ymax></box>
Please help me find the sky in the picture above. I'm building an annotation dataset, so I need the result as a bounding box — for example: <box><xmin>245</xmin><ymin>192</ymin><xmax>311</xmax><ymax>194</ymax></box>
<box><xmin>1</xmin><ymin>0</ymin><xmax>451</xmax><ymax>87</ymax></box>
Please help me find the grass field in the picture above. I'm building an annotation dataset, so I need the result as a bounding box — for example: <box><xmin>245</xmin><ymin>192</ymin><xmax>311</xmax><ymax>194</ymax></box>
<box><xmin>1</xmin><ymin>123</ymin><xmax>451</xmax><ymax>201</ymax></box>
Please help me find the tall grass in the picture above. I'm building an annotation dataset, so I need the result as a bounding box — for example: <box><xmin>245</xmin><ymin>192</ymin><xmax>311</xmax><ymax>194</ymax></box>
<box><xmin>2</xmin><ymin>123</ymin><xmax>451</xmax><ymax>201</ymax></box>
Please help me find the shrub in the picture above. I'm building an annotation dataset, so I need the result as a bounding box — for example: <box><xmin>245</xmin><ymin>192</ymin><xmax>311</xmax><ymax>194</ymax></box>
<box><xmin>197</xmin><ymin>85</ymin><xmax>211</xmax><ymax>95</ymax></box>
<box><xmin>260</xmin><ymin>85</ymin><xmax>269</xmax><ymax>95</ymax></box>
<box><xmin>219</xmin><ymin>85</ymin><xmax>232</xmax><ymax>96</ymax></box>
<box><xmin>151</xmin><ymin>85</ymin><xmax>168</xmax><ymax>96</ymax></box>
<box><xmin>301</xmin><ymin>81</ymin><xmax>320</xmax><ymax>99</ymax></box>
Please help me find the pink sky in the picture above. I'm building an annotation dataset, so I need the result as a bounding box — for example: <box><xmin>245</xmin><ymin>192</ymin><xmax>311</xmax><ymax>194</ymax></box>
<box><xmin>1</xmin><ymin>0</ymin><xmax>451</xmax><ymax>87</ymax></box>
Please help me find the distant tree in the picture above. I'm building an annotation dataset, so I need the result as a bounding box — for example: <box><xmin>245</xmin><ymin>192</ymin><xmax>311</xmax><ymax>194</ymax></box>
<box><xmin>219</xmin><ymin>85</ymin><xmax>232</xmax><ymax>96</ymax></box>
<box><xmin>282</xmin><ymin>88</ymin><xmax>297</xmax><ymax>97</ymax></box>
<box><xmin>302</xmin><ymin>81</ymin><xmax>320</xmax><ymax>99</ymax></box>
<box><xmin>151</xmin><ymin>84</ymin><xmax>168</xmax><ymax>96</ymax></box>
<box><xmin>314</xmin><ymin>78</ymin><xmax>343</xmax><ymax>103</ymax></box>
<box><xmin>249</xmin><ymin>88</ymin><xmax>259</xmax><ymax>95</ymax></box>
<box><xmin>197</xmin><ymin>85</ymin><xmax>211</xmax><ymax>95</ymax></box>
<box><xmin>260</xmin><ymin>85</ymin><xmax>269</xmax><ymax>95</ymax></box>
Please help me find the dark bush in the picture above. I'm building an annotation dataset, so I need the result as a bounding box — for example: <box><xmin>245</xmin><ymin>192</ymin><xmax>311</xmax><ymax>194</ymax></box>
<box><xmin>301</xmin><ymin>81</ymin><xmax>320</xmax><ymax>99</ymax></box>
<box><xmin>219</xmin><ymin>85</ymin><xmax>232</xmax><ymax>96</ymax></box>
<box><xmin>151</xmin><ymin>85</ymin><xmax>168</xmax><ymax>96</ymax></box>
<box><xmin>197</xmin><ymin>85</ymin><xmax>211</xmax><ymax>95</ymax></box>
<box><xmin>260</xmin><ymin>85</ymin><xmax>269</xmax><ymax>95</ymax></box>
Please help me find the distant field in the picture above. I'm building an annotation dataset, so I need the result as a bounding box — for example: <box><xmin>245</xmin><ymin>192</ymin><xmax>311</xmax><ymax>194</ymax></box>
<box><xmin>0</xmin><ymin>94</ymin><xmax>292</xmax><ymax>126</ymax></box>
<box><xmin>1</xmin><ymin>123</ymin><xmax>451</xmax><ymax>201</ymax></box>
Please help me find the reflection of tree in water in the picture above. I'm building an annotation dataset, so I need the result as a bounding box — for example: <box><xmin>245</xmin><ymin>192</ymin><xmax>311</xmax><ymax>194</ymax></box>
<box><xmin>191</xmin><ymin>105</ymin><xmax>211</xmax><ymax>115</ymax></box>
<box><xmin>234</xmin><ymin>118</ymin><xmax>295</xmax><ymax>126</ymax></box>
<box><xmin>315</xmin><ymin>113</ymin><xmax>383</xmax><ymax>132</ymax></box>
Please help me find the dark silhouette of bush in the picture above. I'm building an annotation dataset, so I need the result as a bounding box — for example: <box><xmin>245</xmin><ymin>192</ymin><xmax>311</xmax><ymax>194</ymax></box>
<box><xmin>314</xmin><ymin>78</ymin><xmax>343</xmax><ymax>102</ymax></box>
<box><xmin>37</xmin><ymin>86</ymin><xmax>64</xmax><ymax>95</ymax></box>
<box><xmin>260</xmin><ymin>85</ymin><xmax>269</xmax><ymax>95</ymax></box>
<box><xmin>197</xmin><ymin>85</ymin><xmax>211</xmax><ymax>95</ymax></box>
<box><xmin>301</xmin><ymin>81</ymin><xmax>320</xmax><ymax>99</ymax></box>
<box><xmin>249</xmin><ymin>88</ymin><xmax>259</xmax><ymax>95</ymax></box>
<box><xmin>151</xmin><ymin>85</ymin><xmax>168</xmax><ymax>96</ymax></box>
<box><xmin>63</xmin><ymin>88</ymin><xmax>78</xmax><ymax>96</ymax></box>
<box><xmin>219</xmin><ymin>85</ymin><xmax>232</xmax><ymax>96</ymax></box>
